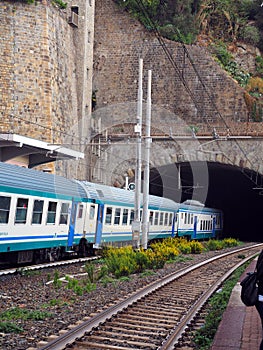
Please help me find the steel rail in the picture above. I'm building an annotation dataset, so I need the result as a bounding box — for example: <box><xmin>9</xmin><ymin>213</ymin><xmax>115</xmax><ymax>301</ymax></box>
<box><xmin>39</xmin><ymin>244</ymin><xmax>262</xmax><ymax>350</ymax></box>
<box><xmin>158</xmin><ymin>250</ymin><xmax>259</xmax><ymax>350</ymax></box>
<box><xmin>0</xmin><ymin>256</ymin><xmax>98</xmax><ymax>276</ymax></box>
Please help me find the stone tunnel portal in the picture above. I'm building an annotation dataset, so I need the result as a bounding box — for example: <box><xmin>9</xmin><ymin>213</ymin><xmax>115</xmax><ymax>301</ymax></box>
<box><xmin>148</xmin><ymin>162</ymin><xmax>263</xmax><ymax>242</ymax></box>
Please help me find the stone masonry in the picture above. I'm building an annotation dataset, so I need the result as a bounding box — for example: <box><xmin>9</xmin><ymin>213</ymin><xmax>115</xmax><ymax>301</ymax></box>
<box><xmin>90</xmin><ymin>0</ymin><xmax>263</xmax><ymax>185</ymax></box>
<box><xmin>1</xmin><ymin>0</ymin><xmax>263</xmax><ymax>183</ymax></box>
<box><xmin>0</xmin><ymin>0</ymin><xmax>94</xmax><ymax>178</ymax></box>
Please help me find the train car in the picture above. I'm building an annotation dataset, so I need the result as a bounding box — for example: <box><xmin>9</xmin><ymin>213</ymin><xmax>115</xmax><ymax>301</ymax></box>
<box><xmin>0</xmin><ymin>162</ymin><xmax>223</xmax><ymax>265</ymax></box>
<box><xmin>0</xmin><ymin>162</ymin><xmax>92</xmax><ymax>264</ymax></box>
<box><xmin>78</xmin><ymin>180</ymin><xmax>180</xmax><ymax>248</ymax></box>
<box><xmin>0</xmin><ymin>162</ymin><xmax>179</xmax><ymax>264</ymax></box>
<box><xmin>176</xmin><ymin>200</ymin><xmax>223</xmax><ymax>240</ymax></box>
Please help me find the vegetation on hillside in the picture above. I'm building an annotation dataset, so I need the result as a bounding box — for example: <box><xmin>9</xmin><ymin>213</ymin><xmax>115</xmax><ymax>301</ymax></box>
<box><xmin>115</xmin><ymin>0</ymin><xmax>263</xmax><ymax>120</ymax></box>
<box><xmin>115</xmin><ymin>0</ymin><xmax>263</xmax><ymax>48</ymax></box>
<box><xmin>16</xmin><ymin>0</ymin><xmax>67</xmax><ymax>9</ymax></box>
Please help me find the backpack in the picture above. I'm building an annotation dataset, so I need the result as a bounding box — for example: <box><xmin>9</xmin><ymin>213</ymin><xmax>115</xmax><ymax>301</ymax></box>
<box><xmin>240</xmin><ymin>271</ymin><xmax>258</xmax><ymax>307</ymax></box>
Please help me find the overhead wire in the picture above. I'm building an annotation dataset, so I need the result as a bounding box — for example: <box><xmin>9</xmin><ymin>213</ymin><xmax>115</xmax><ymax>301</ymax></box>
<box><xmin>132</xmin><ymin>0</ymin><xmax>263</xmax><ymax>188</ymax></box>
<box><xmin>3</xmin><ymin>1</ymin><xmax>263</xmax><ymax>189</ymax></box>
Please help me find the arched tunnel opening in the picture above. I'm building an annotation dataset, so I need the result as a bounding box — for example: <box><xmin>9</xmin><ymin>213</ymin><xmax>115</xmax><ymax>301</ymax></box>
<box><xmin>148</xmin><ymin>161</ymin><xmax>263</xmax><ymax>242</ymax></box>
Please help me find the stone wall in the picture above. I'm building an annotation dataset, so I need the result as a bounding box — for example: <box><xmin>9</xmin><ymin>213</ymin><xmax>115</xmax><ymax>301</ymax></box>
<box><xmin>90</xmin><ymin>0</ymin><xmax>263</xmax><ymax>185</ymax></box>
<box><xmin>0</xmin><ymin>0</ymin><xmax>94</xmax><ymax>178</ymax></box>
<box><xmin>93</xmin><ymin>0</ymin><xmax>252</xmax><ymax>135</ymax></box>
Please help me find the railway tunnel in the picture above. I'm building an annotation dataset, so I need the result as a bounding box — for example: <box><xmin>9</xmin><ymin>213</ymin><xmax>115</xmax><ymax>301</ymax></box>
<box><xmin>147</xmin><ymin>161</ymin><xmax>263</xmax><ymax>242</ymax></box>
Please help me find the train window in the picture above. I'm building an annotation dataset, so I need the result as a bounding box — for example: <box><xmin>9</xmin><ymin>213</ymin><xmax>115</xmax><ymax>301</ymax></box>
<box><xmin>89</xmin><ymin>205</ymin><xmax>95</xmax><ymax>220</ymax></box>
<box><xmin>114</xmin><ymin>208</ymin><xmax>121</xmax><ymax>225</ymax></box>
<box><xmin>0</xmin><ymin>196</ymin><xmax>11</xmax><ymax>224</ymax></box>
<box><xmin>164</xmin><ymin>213</ymin><xmax>168</xmax><ymax>225</ymax></box>
<box><xmin>154</xmin><ymin>212</ymin><xmax>159</xmax><ymax>225</ymax></box>
<box><xmin>122</xmin><ymin>208</ymin><xmax>128</xmax><ymax>225</ymax></box>
<box><xmin>32</xmin><ymin>200</ymin><xmax>44</xmax><ymax>224</ymax></box>
<box><xmin>159</xmin><ymin>212</ymin><xmax>164</xmax><ymax>225</ymax></box>
<box><xmin>59</xmin><ymin>203</ymin><xmax>69</xmax><ymax>225</ymax></box>
<box><xmin>149</xmin><ymin>211</ymin><xmax>153</xmax><ymax>225</ymax></box>
<box><xmin>46</xmin><ymin>201</ymin><xmax>57</xmax><ymax>224</ymax></box>
<box><xmin>15</xmin><ymin>198</ymin><xmax>28</xmax><ymax>224</ymax></box>
<box><xmin>129</xmin><ymin>210</ymin><xmax>134</xmax><ymax>225</ymax></box>
<box><xmin>140</xmin><ymin>209</ymin><xmax>143</xmax><ymax>221</ymax></box>
<box><xmin>78</xmin><ymin>204</ymin><xmax>84</xmax><ymax>218</ymax></box>
<box><xmin>190</xmin><ymin>214</ymin><xmax>193</xmax><ymax>225</ymax></box>
<box><xmin>105</xmin><ymin>207</ymin><xmax>112</xmax><ymax>224</ymax></box>
<box><xmin>169</xmin><ymin>213</ymin><xmax>173</xmax><ymax>225</ymax></box>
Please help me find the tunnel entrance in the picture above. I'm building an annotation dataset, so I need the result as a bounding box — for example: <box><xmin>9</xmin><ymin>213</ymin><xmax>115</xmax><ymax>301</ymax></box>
<box><xmin>148</xmin><ymin>162</ymin><xmax>263</xmax><ymax>242</ymax></box>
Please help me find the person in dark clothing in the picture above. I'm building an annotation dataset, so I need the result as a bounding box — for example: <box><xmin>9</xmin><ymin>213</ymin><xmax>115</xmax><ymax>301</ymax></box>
<box><xmin>256</xmin><ymin>250</ymin><xmax>263</xmax><ymax>350</ymax></box>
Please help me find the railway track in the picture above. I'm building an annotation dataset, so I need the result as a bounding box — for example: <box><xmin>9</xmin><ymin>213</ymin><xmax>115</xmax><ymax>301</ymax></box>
<box><xmin>38</xmin><ymin>244</ymin><xmax>262</xmax><ymax>350</ymax></box>
<box><xmin>0</xmin><ymin>256</ymin><xmax>98</xmax><ymax>277</ymax></box>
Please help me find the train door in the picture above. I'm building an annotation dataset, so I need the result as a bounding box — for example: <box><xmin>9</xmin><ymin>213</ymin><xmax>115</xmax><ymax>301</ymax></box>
<box><xmin>84</xmin><ymin>203</ymin><xmax>97</xmax><ymax>234</ymax></box>
<box><xmin>171</xmin><ymin>212</ymin><xmax>178</xmax><ymax>237</ymax></box>
<box><xmin>67</xmin><ymin>201</ymin><xmax>78</xmax><ymax>247</ymax></box>
<box><xmin>94</xmin><ymin>203</ymin><xmax>104</xmax><ymax>249</ymax></box>
<box><xmin>212</xmin><ymin>216</ymin><xmax>216</xmax><ymax>238</ymax></box>
<box><xmin>193</xmin><ymin>216</ymin><xmax>198</xmax><ymax>239</ymax></box>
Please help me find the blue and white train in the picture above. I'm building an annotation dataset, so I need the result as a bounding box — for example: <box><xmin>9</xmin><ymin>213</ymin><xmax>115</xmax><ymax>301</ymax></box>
<box><xmin>0</xmin><ymin>162</ymin><xmax>223</xmax><ymax>264</ymax></box>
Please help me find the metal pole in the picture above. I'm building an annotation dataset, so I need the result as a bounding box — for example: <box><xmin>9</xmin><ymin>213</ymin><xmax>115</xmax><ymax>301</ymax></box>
<box><xmin>142</xmin><ymin>70</ymin><xmax>152</xmax><ymax>250</ymax></box>
<box><xmin>132</xmin><ymin>58</ymin><xmax>143</xmax><ymax>248</ymax></box>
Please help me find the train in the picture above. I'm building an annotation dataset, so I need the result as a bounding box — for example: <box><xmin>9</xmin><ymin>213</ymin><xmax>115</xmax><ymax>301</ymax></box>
<box><xmin>0</xmin><ymin>162</ymin><xmax>223</xmax><ymax>265</ymax></box>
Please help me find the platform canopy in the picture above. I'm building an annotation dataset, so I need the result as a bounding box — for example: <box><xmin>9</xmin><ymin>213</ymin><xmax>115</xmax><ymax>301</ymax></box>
<box><xmin>0</xmin><ymin>133</ymin><xmax>84</xmax><ymax>168</ymax></box>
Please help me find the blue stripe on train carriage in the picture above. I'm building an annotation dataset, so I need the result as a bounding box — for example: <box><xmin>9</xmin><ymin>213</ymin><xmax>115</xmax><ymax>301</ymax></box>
<box><xmin>95</xmin><ymin>203</ymin><xmax>104</xmax><ymax>246</ymax></box>
<box><xmin>67</xmin><ymin>201</ymin><xmax>78</xmax><ymax>247</ymax></box>
<box><xmin>212</xmin><ymin>217</ymin><xmax>216</xmax><ymax>238</ymax></box>
<box><xmin>171</xmin><ymin>213</ymin><xmax>176</xmax><ymax>237</ymax></box>
<box><xmin>193</xmin><ymin>216</ymin><xmax>197</xmax><ymax>239</ymax></box>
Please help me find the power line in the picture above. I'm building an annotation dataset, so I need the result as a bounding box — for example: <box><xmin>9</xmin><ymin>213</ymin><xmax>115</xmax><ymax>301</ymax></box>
<box><xmin>131</xmin><ymin>0</ymin><xmax>263</xmax><ymax>188</ymax></box>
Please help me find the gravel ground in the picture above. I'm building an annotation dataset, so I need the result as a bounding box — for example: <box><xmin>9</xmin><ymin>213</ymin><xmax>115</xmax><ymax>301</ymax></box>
<box><xmin>0</xmin><ymin>245</ymin><xmax>254</xmax><ymax>350</ymax></box>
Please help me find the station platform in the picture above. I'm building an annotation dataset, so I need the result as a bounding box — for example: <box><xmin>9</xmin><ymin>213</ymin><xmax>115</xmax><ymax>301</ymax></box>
<box><xmin>211</xmin><ymin>258</ymin><xmax>262</xmax><ymax>350</ymax></box>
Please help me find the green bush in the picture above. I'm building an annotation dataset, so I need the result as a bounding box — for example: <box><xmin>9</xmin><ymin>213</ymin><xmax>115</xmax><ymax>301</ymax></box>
<box><xmin>203</xmin><ymin>239</ymin><xmax>224</xmax><ymax>251</ymax></box>
<box><xmin>145</xmin><ymin>249</ymin><xmax>166</xmax><ymax>269</ymax></box>
<box><xmin>222</xmin><ymin>238</ymin><xmax>240</xmax><ymax>247</ymax></box>
<box><xmin>0</xmin><ymin>322</ymin><xmax>23</xmax><ymax>333</ymax></box>
<box><xmin>240</xmin><ymin>25</ymin><xmax>260</xmax><ymax>46</ymax></box>
<box><xmin>150</xmin><ymin>238</ymin><xmax>180</xmax><ymax>260</ymax></box>
<box><xmin>104</xmin><ymin>246</ymin><xmax>139</xmax><ymax>278</ymax></box>
<box><xmin>189</xmin><ymin>240</ymin><xmax>204</xmax><ymax>254</ymax></box>
<box><xmin>101</xmin><ymin>238</ymin><xmax>239</xmax><ymax>280</ymax></box>
<box><xmin>0</xmin><ymin>307</ymin><xmax>52</xmax><ymax>321</ymax></box>
<box><xmin>256</xmin><ymin>56</ymin><xmax>263</xmax><ymax>77</ymax></box>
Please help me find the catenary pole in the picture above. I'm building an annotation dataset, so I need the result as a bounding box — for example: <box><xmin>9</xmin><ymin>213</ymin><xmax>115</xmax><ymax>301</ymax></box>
<box><xmin>132</xmin><ymin>58</ymin><xmax>143</xmax><ymax>248</ymax></box>
<box><xmin>142</xmin><ymin>70</ymin><xmax>152</xmax><ymax>250</ymax></box>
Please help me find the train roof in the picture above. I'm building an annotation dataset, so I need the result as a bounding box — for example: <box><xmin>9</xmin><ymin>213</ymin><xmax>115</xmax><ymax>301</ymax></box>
<box><xmin>78</xmin><ymin>180</ymin><xmax>180</xmax><ymax>211</ymax></box>
<box><xmin>0</xmin><ymin>162</ymin><xmax>87</xmax><ymax>200</ymax></box>
<box><xmin>0</xmin><ymin>162</ymin><xmax>179</xmax><ymax>210</ymax></box>
<box><xmin>0</xmin><ymin>162</ymin><xmax>221</xmax><ymax>214</ymax></box>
